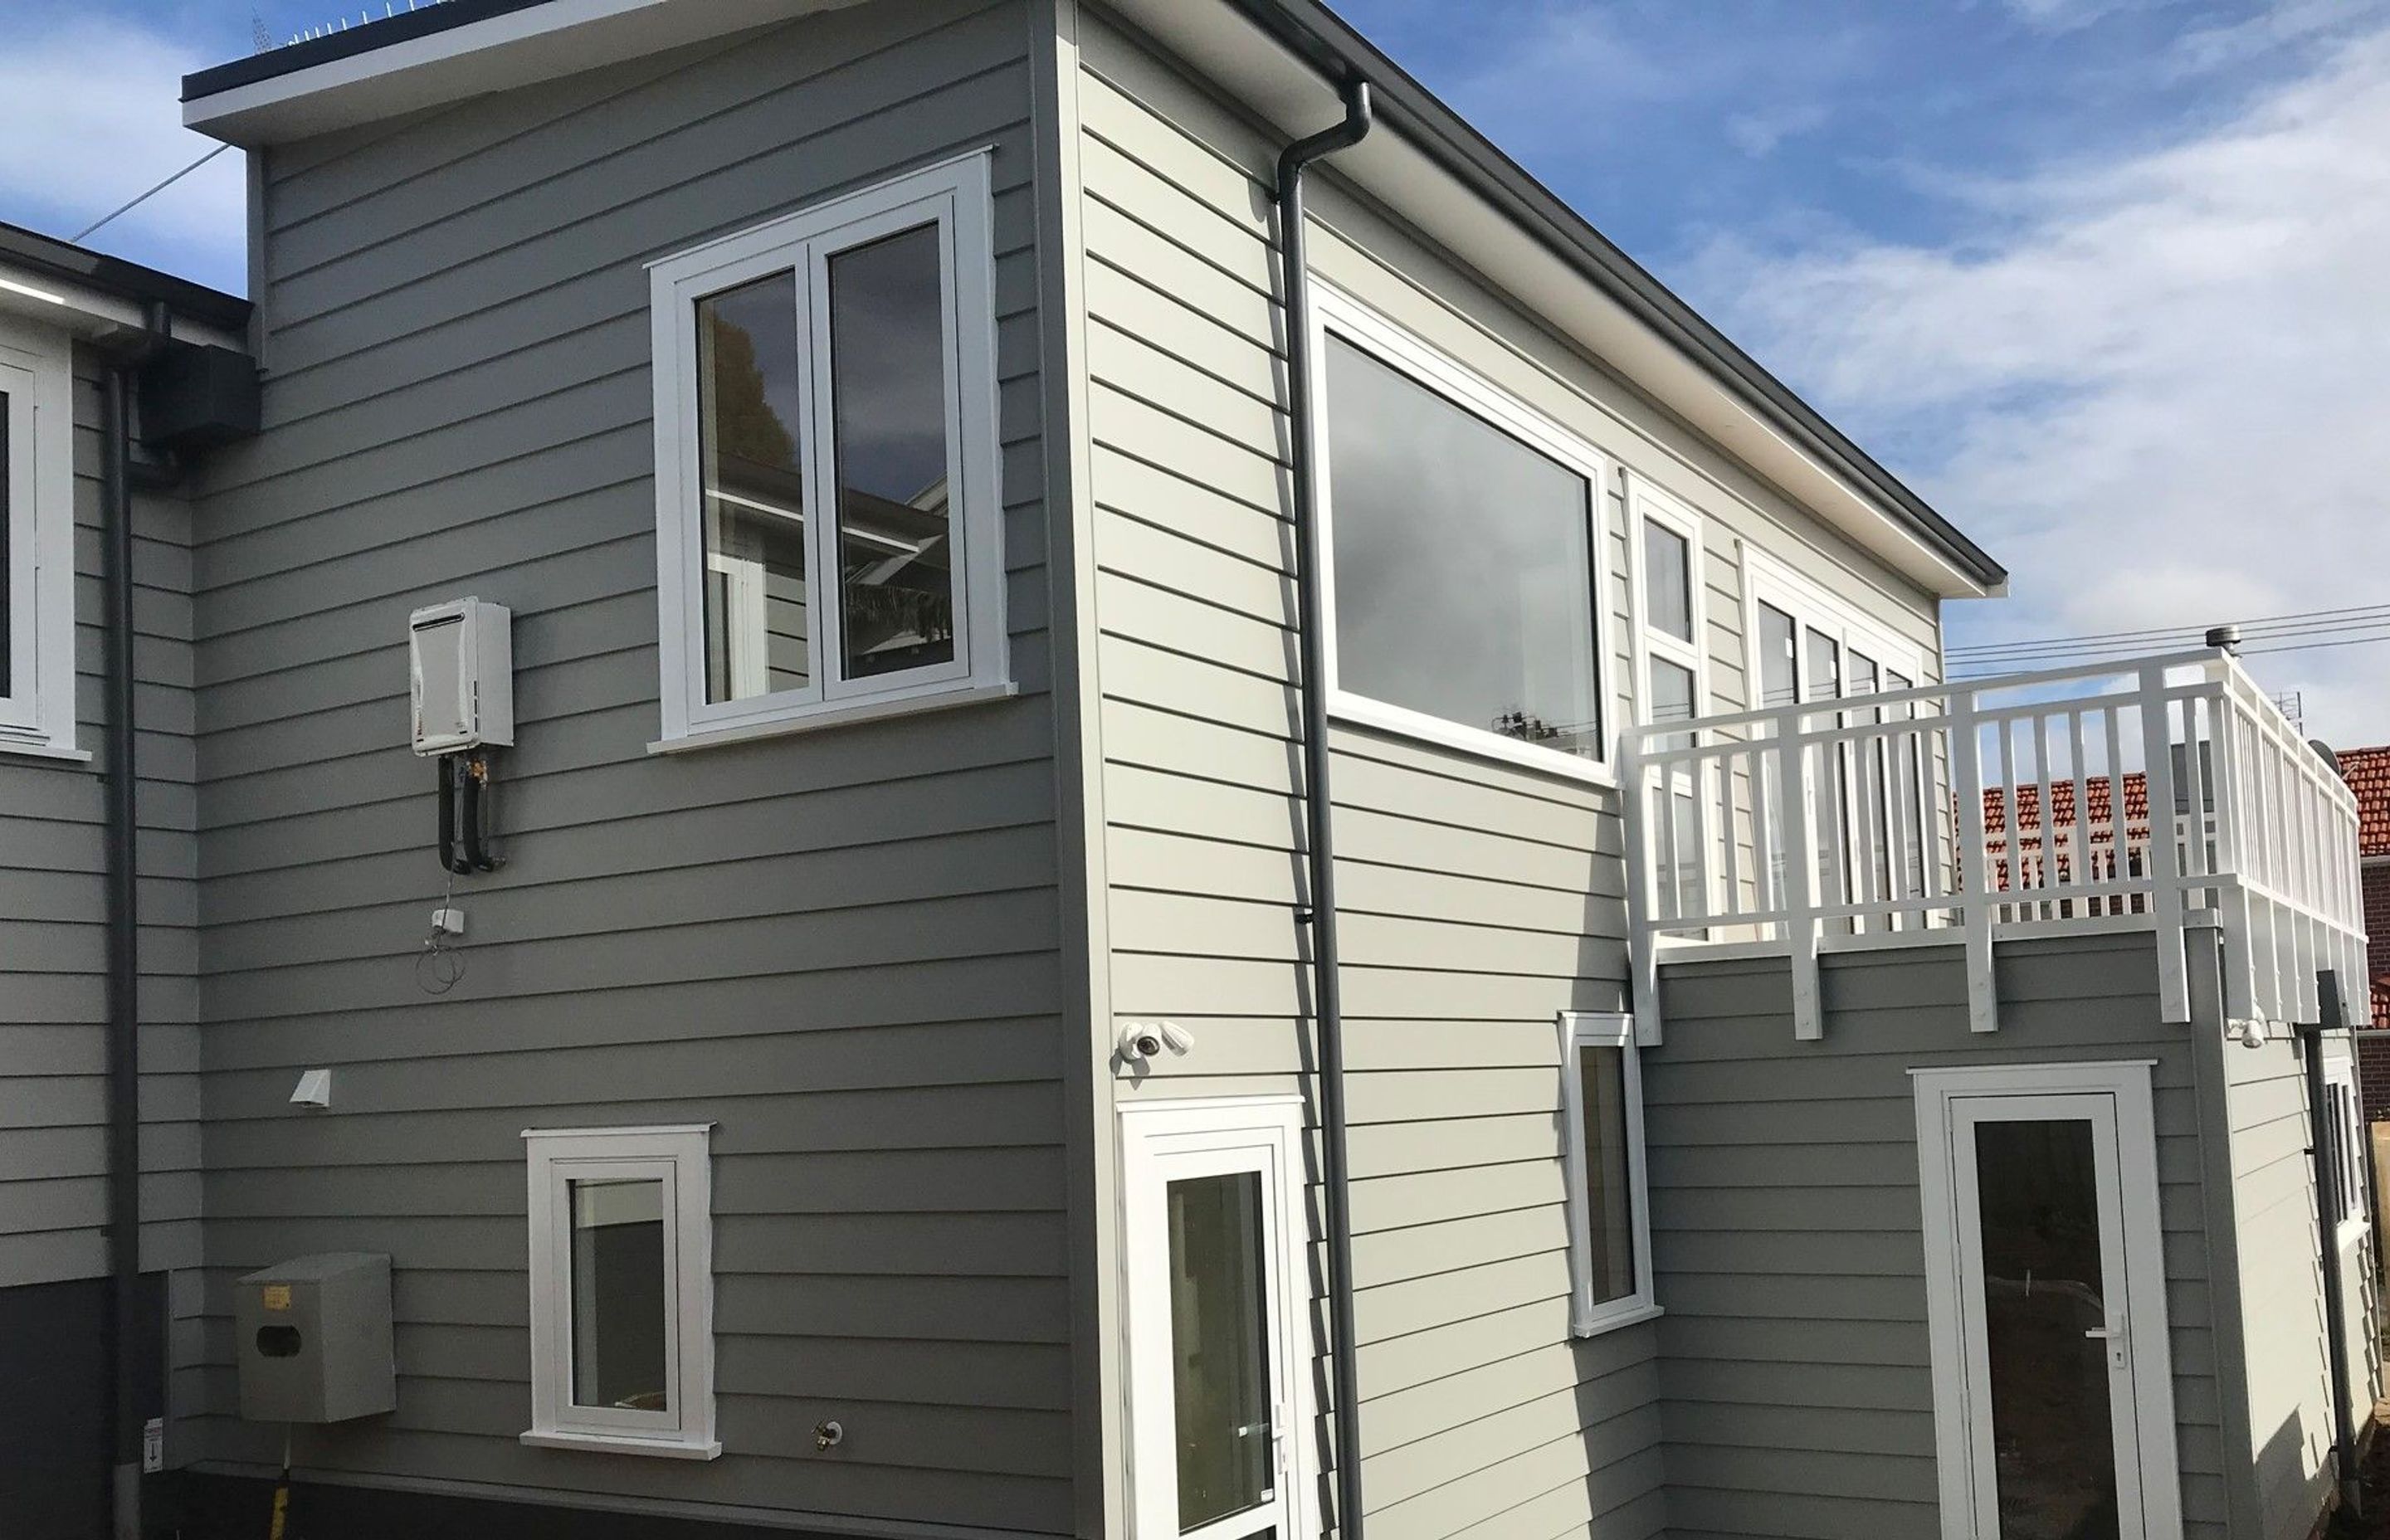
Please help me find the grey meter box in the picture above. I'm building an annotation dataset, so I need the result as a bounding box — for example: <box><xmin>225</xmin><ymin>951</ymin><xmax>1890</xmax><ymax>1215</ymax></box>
<box><xmin>235</xmin><ymin>1253</ymin><xmax>396</xmax><ymax>1423</ymax></box>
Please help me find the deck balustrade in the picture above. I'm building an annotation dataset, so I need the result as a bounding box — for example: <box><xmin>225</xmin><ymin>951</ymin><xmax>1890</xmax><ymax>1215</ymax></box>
<box><xmin>1621</xmin><ymin>648</ymin><xmax>2367</xmax><ymax>1042</ymax></box>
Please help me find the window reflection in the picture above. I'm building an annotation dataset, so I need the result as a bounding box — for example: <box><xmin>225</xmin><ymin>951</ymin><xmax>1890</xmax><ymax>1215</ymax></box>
<box><xmin>828</xmin><ymin>224</ymin><xmax>956</xmax><ymax>680</ymax></box>
<box><xmin>1324</xmin><ymin>335</ymin><xmax>1600</xmax><ymax>758</ymax></box>
<box><xmin>695</xmin><ymin>272</ymin><xmax>808</xmax><ymax>703</ymax></box>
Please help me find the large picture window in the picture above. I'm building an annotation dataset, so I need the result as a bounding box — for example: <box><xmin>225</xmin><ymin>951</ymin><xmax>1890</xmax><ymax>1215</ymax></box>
<box><xmin>0</xmin><ymin>318</ymin><xmax>78</xmax><ymax>760</ymax></box>
<box><xmin>523</xmin><ymin>1125</ymin><xmax>717</xmax><ymax>1459</ymax></box>
<box><xmin>1560</xmin><ymin>1011</ymin><xmax>1657</xmax><ymax>1336</ymax></box>
<box><xmin>650</xmin><ymin>154</ymin><xmax>1007</xmax><ymax>747</ymax></box>
<box><xmin>1314</xmin><ymin>291</ymin><xmax>1607</xmax><ymax>775</ymax></box>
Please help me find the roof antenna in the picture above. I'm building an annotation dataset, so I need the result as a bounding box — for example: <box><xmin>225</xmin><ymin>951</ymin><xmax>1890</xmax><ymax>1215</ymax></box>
<box><xmin>251</xmin><ymin>3</ymin><xmax>271</xmax><ymax>51</ymax></box>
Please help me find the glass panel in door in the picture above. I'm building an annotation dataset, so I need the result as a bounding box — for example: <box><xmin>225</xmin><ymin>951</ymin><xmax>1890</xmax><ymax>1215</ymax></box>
<box><xmin>1970</xmin><ymin>1115</ymin><xmax>2127</xmax><ymax>1539</ymax></box>
<box><xmin>1167</xmin><ymin>1172</ymin><xmax>1275</xmax><ymax>1533</ymax></box>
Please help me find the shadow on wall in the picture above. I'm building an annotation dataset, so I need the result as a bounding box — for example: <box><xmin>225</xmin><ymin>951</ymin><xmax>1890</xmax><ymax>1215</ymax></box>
<box><xmin>2254</xmin><ymin>1406</ymin><xmax>2323</xmax><ymax>1540</ymax></box>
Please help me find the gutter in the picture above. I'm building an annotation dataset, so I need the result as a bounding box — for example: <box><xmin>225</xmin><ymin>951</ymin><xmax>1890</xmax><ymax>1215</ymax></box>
<box><xmin>1277</xmin><ymin>76</ymin><xmax>1373</xmax><ymax>1540</ymax></box>
<box><xmin>100</xmin><ymin>300</ymin><xmax>226</xmax><ymax>1540</ymax></box>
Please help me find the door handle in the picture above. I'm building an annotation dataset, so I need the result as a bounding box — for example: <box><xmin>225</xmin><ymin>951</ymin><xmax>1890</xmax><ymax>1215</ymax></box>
<box><xmin>2085</xmin><ymin>1321</ymin><xmax>2129</xmax><ymax>1370</ymax></box>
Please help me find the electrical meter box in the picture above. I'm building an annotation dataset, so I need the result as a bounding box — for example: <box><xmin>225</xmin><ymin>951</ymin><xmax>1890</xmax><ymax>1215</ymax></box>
<box><xmin>234</xmin><ymin>1253</ymin><xmax>397</xmax><ymax>1424</ymax></box>
<box><xmin>408</xmin><ymin>597</ymin><xmax>513</xmax><ymax>755</ymax></box>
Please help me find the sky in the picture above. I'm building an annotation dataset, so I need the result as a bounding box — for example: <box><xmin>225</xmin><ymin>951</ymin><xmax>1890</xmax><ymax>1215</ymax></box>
<box><xmin>2</xmin><ymin>0</ymin><xmax>2386</xmax><ymax>742</ymax></box>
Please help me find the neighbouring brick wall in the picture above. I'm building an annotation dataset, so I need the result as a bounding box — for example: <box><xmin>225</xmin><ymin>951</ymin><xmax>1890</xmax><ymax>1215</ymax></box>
<box><xmin>2358</xmin><ymin>863</ymin><xmax>2390</xmax><ymax>1119</ymax></box>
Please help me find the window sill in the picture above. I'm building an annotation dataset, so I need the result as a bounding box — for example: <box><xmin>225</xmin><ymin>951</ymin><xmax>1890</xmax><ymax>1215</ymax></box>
<box><xmin>1329</xmin><ymin>690</ymin><xmax>1617</xmax><ymax>791</ymax></box>
<box><xmin>0</xmin><ymin>732</ymin><xmax>90</xmax><ymax>765</ymax></box>
<box><xmin>651</xmin><ymin>678</ymin><xmax>1018</xmax><ymax>755</ymax></box>
<box><xmin>1569</xmin><ymin>1302</ymin><xmax>1663</xmax><ymax>1340</ymax></box>
<box><xmin>520</xmin><ymin>1428</ymin><xmax>722</xmax><ymax>1460</ymax></box>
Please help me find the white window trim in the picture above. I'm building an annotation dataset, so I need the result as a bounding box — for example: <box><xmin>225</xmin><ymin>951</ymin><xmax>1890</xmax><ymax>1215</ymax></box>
<box><xmin>1910</xmin><ymin>1060</ymin><xmax>2183</xmax><ymax>1540</ymax></box>
<box><xmin>0</xmin><ymin>314</ymin><xmax>83</xmax><ymax>761</ymax></box>
<box><xmin>648</xmin><ymin>151</ymin><xmax>1008</xmax><ymax>750</ymax></box>
<box><xmin>1630</xmin><ymin>477</ymin><xmax>1718</xmax><ymax>926</ymax></box>
<box><xmin>2323</xmin><ymin>1047</ymin><xmax>2368</xmax><ymax>1239</ymax></box>
<box><xmin>1119</xmin><ymin>1094</ymin><xmax>1314</xmax><ymax>1540</ymax></box>
<box><xmin>1307</xmin><ymin>284</ymin><xmax>1617</xmax><ymax>787</ymax></box>
<box><xmin>1740</xmin><ymin>542</ymin><xmax>1926</xmax><ymax>708</ymax></box>
<box><xmin>1626</xmin><ymin>473</ymin><xmax>1709</xmax><ymax>729</ymax></box>
<box><xmin>522</xmin><ymin>1123</ymin><xmax>719</xmax><ymax>1460</ymax></box>
<box><xmin>1559</xmin><ymin>1011</ymin><xmax>1660</xmax><ymax>1337</ymax></box>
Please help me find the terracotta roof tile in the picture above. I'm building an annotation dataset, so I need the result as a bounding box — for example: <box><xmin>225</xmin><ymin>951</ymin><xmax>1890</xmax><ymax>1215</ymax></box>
<box><xmin>2336</xmin><ymin>743</ymin><xmax>2390</xmax><ymax>858</ymax></box>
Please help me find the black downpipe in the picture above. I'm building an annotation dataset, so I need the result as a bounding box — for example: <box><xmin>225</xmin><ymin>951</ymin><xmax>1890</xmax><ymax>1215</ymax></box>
<box><xmin>1276</xmin><ymin>78</ymin><xmax>1373</xmax><ymax>1540</ymax></box>
<box><xmin>2301</xmin><ymin>970</ymin><xmax>2363</xmax><ymax>1523</ymax></box>
<box><xmin>101</xmin><ymin>365</ymin><xmax>144</xmax><ymax>1540</ymax></box>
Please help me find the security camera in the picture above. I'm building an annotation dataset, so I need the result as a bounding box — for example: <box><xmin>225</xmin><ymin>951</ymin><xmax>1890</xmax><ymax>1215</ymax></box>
<box><xmin>1117</xmin><ymin>1020</ymin><xmax>1193</xmax><ymax>1064</ymax></box>
<box><xmin>2234</xmin><ymin>1018</ymin><xmax>2269</xmax><ymax>1050</ymax></box>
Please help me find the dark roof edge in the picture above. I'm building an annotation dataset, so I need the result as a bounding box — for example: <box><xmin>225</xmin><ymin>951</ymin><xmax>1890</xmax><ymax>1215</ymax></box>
<box><xmin>183</xmin><ymin>0</ymin><xmax>554</xmax><ymax>100</ymax></box>
<box><xmin>1227</xmin><ymin>0</ymin><xmax>2007</xmax><ymax>591</ymax></box>
<box><xmin>0</xmin><ymin>222</ymin><xmax>251</xmax><ymax>333</ymax></box>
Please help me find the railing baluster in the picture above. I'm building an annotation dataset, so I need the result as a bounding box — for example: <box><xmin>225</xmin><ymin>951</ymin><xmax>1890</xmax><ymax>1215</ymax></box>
<box><xmin>2137</xmin><ymin>666</ymin><xmax>2188</xmax><ymax>1022</ymax></box>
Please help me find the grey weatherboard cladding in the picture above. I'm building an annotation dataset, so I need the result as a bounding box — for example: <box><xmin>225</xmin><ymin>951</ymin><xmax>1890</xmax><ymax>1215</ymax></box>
<box><xmin>180</xmin><ymin>0</ymin><xmax>1071</xmax><ymax>1528</ymax></box>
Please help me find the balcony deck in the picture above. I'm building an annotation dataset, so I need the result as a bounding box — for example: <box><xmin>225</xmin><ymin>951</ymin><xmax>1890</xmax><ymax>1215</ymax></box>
<box><xmin>1620</xmin><ymin>648</ymin><xmax>2367</xmax><ymax>1042</ymax></box>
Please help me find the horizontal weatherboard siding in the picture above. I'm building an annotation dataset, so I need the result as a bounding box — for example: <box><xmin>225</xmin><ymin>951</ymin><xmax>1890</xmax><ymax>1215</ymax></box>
<box><xmin>185</xmin><ymin>1</ymin><xmax>1071</xmax><ymax>1532</ymax></box>
<box><xmin>1651</xmin><ymin>933</ymin><xmax>2232</xmax><ymax>1540</ymax></box>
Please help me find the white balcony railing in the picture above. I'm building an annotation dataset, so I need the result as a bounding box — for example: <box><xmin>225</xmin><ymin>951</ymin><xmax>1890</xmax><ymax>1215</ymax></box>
<box><xmin>1621</xmin><ymin>648</ymin><xmax>2367</xmax><ymax>1042</ymax></box>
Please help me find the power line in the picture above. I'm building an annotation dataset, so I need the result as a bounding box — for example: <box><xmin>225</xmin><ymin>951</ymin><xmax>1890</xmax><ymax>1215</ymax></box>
<box><xmin>1947</xmin><ymin>627</ymin><xmax>2390</xmax><ymax>680</ymax></box>
<box><xmin>71</xmin><ymin>144</ymin><xmax>232</xmax><ymax>243</ymax></box>
<box><xmin>1951</xmin><ymin>612</ymin><xmax>2390</xmax><ymax>666</ymax></box>
<box><xmin>1947</xmin><ymin>599</ymin><xmax>2390</xmax><ymax>660</ymax></box>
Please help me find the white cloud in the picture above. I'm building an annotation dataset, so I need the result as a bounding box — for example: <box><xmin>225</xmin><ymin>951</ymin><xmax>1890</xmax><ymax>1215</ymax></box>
<box><xmin>1694</xmin><ymin>22</ymin><xmax>2390</xmax><ymax>747</ymax></box>
<box><xmin>0</xmin><ymin>14</ymin><xmax>246</xmax><ymax>290</ymax></box>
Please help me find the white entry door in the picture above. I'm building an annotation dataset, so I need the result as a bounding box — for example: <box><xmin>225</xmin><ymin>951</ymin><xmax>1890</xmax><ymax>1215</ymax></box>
<box><xmin>1121</xmin><ymin>1097</ymin><xmax>1312</xmax><ymax>1540</ymax></box>
<box><xmin>1915</xmin><ymin>1064</ymin><xmax>2183</xmax><ymax>1540</ymax></box>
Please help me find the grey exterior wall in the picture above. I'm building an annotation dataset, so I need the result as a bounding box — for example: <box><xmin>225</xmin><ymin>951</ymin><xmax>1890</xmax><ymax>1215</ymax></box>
<box><xmin>1649</xmin><ymin>933</ymin><xmax>2236</xmax><ymax>1540</ymax></box>
<box><xmin>1057</xmin><ymin>7</ymin><xmax>1950</xmax><ymax>1538</ymax></box>
<box><xmin>183</xmin><ymin>2</ymin><xmax>1077</xmax><ymax>1532</ymax></box>
<box><xmin>0</xmin><ymin>336</ymin><xmax>203</xmax><ymax>1398</ymax></box>
<box><xmin>2220</xmin><ymin>1013</ymin><xmax>2380</xmax><ymax>1538</ymax></box>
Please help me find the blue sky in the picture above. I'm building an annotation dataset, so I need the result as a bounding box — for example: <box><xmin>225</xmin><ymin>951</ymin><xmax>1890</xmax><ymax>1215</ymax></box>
<box><xmin>5</xmin><ymin>0</ymin><xmax>2388</xmax><ymax>739</ymax></box>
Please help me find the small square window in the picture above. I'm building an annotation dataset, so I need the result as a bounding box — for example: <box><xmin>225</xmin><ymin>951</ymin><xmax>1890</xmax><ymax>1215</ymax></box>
<box><xmin>651</xmin><ymin>154</ymin><xmax>1007</xmax><ymax>748</ymax></box>
<box><xmin>523</xmin><ymin>1125</ymin><xmax>717</xmax><ymax>1459</ymax></box>
<box><xmin>1560</xmin><ymin>1012</ymin><xmax>1657</xmax><ymax>1335</ymax></box>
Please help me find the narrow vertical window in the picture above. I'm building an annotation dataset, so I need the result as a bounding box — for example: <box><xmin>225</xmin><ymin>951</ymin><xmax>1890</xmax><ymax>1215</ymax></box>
<box><xmin>827</xmin><ymin>225</ymin><xmax>955</xmax><ymax>681</ymax></box>
<box><xmin>1757</xmin><ymin>601</ymin><xmax>1797</xmax><ymax>708</ymax></box>
<box><xmin>569</xmin><ymin>1177</ymin><xmax>669</xmax><ymax>1412</ymax></box>
<box><xmin>524</xmin><ymin>1126</ymin><xmax>716</xmax><ymax>1459</ymax></box>
<box><xmin>0</xmin><ymin>323</ymin><xmax>78</xmax><ymax>758</ymax></box>
<box><xmin>1167</xmin><ymin>1172</ymin><xmax>1273</xmax><ymax>1529</ymax></box>
<box><xmin>1642</xmin><ymin>518</ymin><xmax>1693</xmax><ymax>645</ymax></box>
<box><xmin>1560</xmin><ymin>1012</ymin><xmax>1656</xmax><ymax>1334</ymax></box>
<box><xmin>695</xmin><ymin>272</ymin><xmax>807</xmax><ymax>704</ymax></box>
<box><xmin>651</xmin><ymin>155</ymin><xmax>1006</xmax><ymax>745</ymax></box>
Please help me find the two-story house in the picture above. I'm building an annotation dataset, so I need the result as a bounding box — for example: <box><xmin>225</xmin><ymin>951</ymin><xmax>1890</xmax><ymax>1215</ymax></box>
<box><xmin>0</xmin><ymin>2</ymin><xmax>2374</xmax><ymax>1538</ymax></box>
